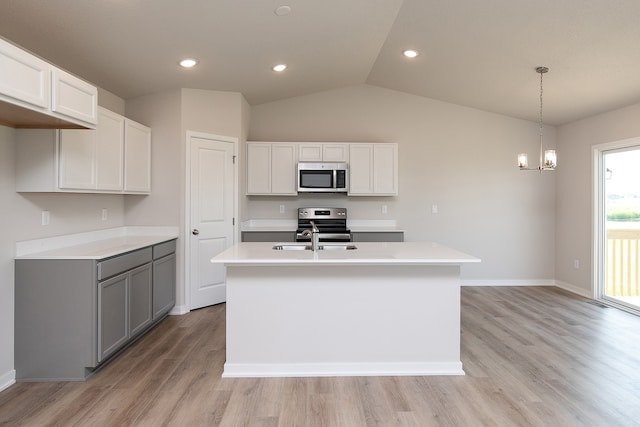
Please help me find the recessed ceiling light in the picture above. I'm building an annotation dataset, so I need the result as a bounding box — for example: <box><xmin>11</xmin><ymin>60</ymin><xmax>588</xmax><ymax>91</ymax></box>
<box><xmin>179</xmin><ymin>58</ymin><xmax>198</xmax><ymax>68</ymax></box>
<box><xmin>273</xmin><ymin>64</ymin><xmax>287</xmax><ymax>72</ymax></box>
<box><xmin>275</xmin><ymin>5</ymin><xmax>292</xmax><ymax>16</ymax></box>
<box><xmin>403</xmin><ymin>50</ymin><xmax>419</xmax><ymax>58</ymax></box>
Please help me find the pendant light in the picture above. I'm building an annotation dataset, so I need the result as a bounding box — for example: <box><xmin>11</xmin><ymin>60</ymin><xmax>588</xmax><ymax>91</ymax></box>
<box><xmin>518</xmin><ymin>66</ymin><xmax>556</xmax><ymax>171</ymax></box>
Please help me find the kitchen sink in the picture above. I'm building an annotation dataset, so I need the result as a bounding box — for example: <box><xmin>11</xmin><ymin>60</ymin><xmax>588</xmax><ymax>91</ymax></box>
<box><xmin>318</xmin><ymin>244</ymin><xmax>357</xmax><ymax>250</ymax></box>
<box><xmin>272</xmin><ymin>244</ymin><xmax>311</xmax><ymax>251</ymax></box>
<box><xmin>272</xmin><ymin>244</ymin><xmax>357</xmax><ymax>251</ymax></box>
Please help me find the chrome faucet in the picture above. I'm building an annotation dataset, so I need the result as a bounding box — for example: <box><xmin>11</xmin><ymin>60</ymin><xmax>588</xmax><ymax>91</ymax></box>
<box><xmin>301</xmin><ymin>220</ymin><xmax>320</xmax><ymax>252</ymax></box>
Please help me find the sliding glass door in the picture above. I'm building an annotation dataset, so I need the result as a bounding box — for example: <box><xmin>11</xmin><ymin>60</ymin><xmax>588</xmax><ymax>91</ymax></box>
<box><xmin>597</xmin><ymin>144</ymin><xmax>640</xmax><ymax>313</ymax></box>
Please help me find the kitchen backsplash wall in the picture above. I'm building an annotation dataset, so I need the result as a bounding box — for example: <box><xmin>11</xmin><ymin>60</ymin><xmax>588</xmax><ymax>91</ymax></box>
<box><xmin>248</xmin><ymin>84</ymin><xmax>557</xmax><ymax>283</ymax></box>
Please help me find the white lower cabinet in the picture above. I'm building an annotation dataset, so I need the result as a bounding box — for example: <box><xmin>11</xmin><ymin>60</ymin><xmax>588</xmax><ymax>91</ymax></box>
<box><xmin>246</xmin><ymin>142</ymin><xmax>297</xmax><ymax>195</ymax></box>
<box><xmin>15</xmin><ymin>107</ymin><xmax>150</xmax><ymax>194</ymax></box>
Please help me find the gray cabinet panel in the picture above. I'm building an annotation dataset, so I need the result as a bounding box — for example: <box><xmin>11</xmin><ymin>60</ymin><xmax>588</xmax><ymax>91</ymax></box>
<box><xmin>241</xmin><ymin>231</ymin><xmax>295</xmax><ymax>242</ymax></box>
<box><xmin>15</xmin><ymin>259</ymin><xmax>97</xmax><ymax>381</ymax></box>
<box><xmin>98</xmin><ymin>273</ymin><xmax>129</xmax><ymax>362</ymax></box>
<box><xmin>97</xmin><ymin>247</ymin><xmax>152</xmax><ymax>280</ymax></box>
<box><xmin>129</xmin><ymin>263</ymin><xmax>153</xmax><ymax>337</ymax></box>
<box><xmin>153</xmin><ymin>239</ymin><xmax>176</xmax><ymax>259</ymax></box>
<box><xmin>351</xmin><ymin>232</ymin><xmax>404</xmax><ymax>242</ymax></box>
<box><xmin>153</xmin><ymin>253</ymin><xmax>176</xmax><ymax>319</ymax></box>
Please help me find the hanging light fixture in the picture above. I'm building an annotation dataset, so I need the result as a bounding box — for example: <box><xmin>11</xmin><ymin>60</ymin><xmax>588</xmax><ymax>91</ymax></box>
<box><xmin>518</xmin><ymin>66</ymin><xmax>556</xmax><ymax>171</ymax></box>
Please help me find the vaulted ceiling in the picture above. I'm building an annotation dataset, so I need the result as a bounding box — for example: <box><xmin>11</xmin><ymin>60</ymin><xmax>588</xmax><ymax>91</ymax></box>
<box><xmin>2</xmin><ymin>0</ymin><xmax>640</xmax><ymax>125</ymax></box>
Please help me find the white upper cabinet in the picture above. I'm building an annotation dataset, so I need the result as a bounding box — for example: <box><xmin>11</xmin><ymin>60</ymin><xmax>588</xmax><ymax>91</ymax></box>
<box><xmin>16</xmin><ymin>107</ymin><xmax>150</xmax><ymax>194</ymax></box>
<box><xmin>0</xmin><ymin>38</ymin><xmax>50</xmax><ymax>111</ymax></box>
<box><xmin>124</xmin><ymin>119</ymin><xmax>151</xmax><ymax>193</ymax></box>
<box><xmin>96</xmin><ymin>108</ymin><xmax>125</xmax><ymax>191</ymax></box>
<box><xmin>51</xmin><ymin>68</ymin><xmax>98</xmax><ymax>127</ymax></box>
<box><xmin>247</xmin><ymin>142</ymin><xmax>297</xmax><ymax>196</ymax></box>
<box><xmin>298</xmin><ymin>143</ymin><xmax>349</xmax><ymax>162</ymax></box>
<box><xmin>348</xmin><ymin>143</ymin><xmax>398</xmax><ymax>196</ymax></box>
<box><xmin>0</xmin><ymin>38</ymin><xmax>97</xmax><ymax>129</ymax></box>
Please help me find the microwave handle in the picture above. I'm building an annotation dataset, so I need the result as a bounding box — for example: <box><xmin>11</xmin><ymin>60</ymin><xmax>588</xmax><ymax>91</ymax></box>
<box><xmin>333</xmin><ymin>170</ymin><xmax>337</xmax><ymax>189</ymax></box>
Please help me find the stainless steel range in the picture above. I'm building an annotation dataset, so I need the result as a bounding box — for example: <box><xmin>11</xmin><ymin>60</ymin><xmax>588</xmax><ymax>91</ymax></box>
<box><xmin>296</xmin><ymin>207</ymin><xmax>351</xmax><ymax>242</ymax></box>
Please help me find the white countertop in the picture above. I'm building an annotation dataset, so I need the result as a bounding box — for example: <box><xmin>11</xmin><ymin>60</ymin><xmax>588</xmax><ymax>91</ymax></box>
<box><xmin>15</xmin><ymin>226</ymin><xmax>179</xmax><ymax>260</ymax></box>
<box><xmin>211</xmin><ymin>241</ymin><xmax>480</xmax><ymax>266</ymax></box>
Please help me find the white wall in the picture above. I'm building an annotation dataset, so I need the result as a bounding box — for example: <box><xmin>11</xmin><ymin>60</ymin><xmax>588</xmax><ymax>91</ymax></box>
<box><xmin>556</xmin><ymin>102</ymin><xmax>640</xmax><ymax>296</ymax></box>
<box><xmin>249</xmin><ymin>84</ymin><xmax>557</xmax><ymax>282</ymax></box>
<box><xmin>125</xmin><ymin>88</ymin><xmax>249</xmax><ymax>312</ymax></box>
<box><xmin>0</xmin><ymin>125</ymin><xmax>125</xmax><ymax>391</ymax></box>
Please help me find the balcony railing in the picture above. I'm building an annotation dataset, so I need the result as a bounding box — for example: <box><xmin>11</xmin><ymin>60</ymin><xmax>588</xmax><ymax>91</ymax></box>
<box><xmin>607</xmin><ymin>227</ymin><xmax>640</xmax><ymax>296</ymax></box>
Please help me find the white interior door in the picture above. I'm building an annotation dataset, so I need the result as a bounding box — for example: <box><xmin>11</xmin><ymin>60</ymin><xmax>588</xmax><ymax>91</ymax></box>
<box><xmin>188</xmin><ymin>132</ymin><xmax>236</xmax><ymax>310</ymax></box>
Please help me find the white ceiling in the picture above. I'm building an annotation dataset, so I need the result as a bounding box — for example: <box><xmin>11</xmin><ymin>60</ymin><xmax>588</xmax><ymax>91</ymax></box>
<box><xmin>2</xmin><ymin>0</ymin><xmax>640</xmax><ymax>125</ymax></box>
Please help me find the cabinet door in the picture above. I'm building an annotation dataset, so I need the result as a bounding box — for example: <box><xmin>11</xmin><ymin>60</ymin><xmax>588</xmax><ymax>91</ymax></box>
<box><xmin>298</xmin><ymin>144</ymin><xmax>323</xmax><ymax>161</ymax></box>
<box><xmin>372</xmin><ymin>144</ymin><xmax>398</xmax><ymax>195</ymax></box>
<box><xmin>0</xmin><ymin>38</ymin><xmax>50</xmax><ymax>110</ymax></box>
<box><xmin>247</xmin><ymin>143</ymin><xmax>271</xmax><ymax>194</ymax></box>
<box><xmin>271</xmin><ymin>144</ymin><xmax>297</xmax><ymax>195</ymax></box>
<box><xmin>96</xmin><ymin>108</ymin><xmax>125</xmax><ymax>191</ymax></box>
<box><xmin>124</xmin><ymin>119</ymin><xmax>151</xmax><ymax>193</ymax></box>
<box><xmin>129</xmin><ymin>263</ymin><xmax>153</xmax><ymax>337</ymax></box>
<box><xmin>153</xmin><ymin>253</ymin><xmax>176</xmax><ymax>320</ymax></box>
<box><xmin>98</xmin><ymin>273</ymin><xmax>128</xmax><ymax>362</ymax></box>
<box><xmin>58</xmin><ymin>129</ymin><xmax>96</xmax><ymax>190</ymax></box>
<box><xmin>348</xmin><ymin>144</ymin><xmax>374</xmax><ymax>195</ymax></box>
<box><xmin>323</xmin><ymin>144</ymin><xmax>349</xmax><ymax>162</ymax></box>
<box><xmin>51</xmin><ymin>68</ymin><xmax>98</xmax><ymax>127</ymax></box>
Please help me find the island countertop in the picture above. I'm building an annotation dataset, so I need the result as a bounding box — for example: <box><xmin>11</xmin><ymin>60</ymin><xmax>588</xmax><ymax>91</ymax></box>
<box><xmin>211</xmin><ymin>241</ymin><xmax>480</xmax><ymax>266</ymax></box>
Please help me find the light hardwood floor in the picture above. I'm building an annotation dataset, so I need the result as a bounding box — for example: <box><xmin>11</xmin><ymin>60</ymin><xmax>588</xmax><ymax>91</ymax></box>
<box><xmin>1</xmin><ymin>286</ymin><xmax>640</xmax><ymax>426</ymax></box>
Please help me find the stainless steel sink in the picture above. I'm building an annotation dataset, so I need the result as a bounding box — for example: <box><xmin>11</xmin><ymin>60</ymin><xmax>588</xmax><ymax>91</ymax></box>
<box><xmin>318</xmin><ymin>244</ymin><xmax>357</xmax><ymax>250</ymax></box>
<box><xmin>272</xmin><ymin>244</ymin><xmax>357</xmax><ymax>251</ymax></box>
<box><xmin>272</xmin><ymin>244</ymin><xmax>311</xmax><ymax>251</ymax></box>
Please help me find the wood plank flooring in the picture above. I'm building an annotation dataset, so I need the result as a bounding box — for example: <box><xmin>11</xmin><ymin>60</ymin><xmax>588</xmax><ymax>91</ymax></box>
<box><xmin>2</xmin><ymin>286</ymin><xmax>640</xmax><ymax>426</ymax></box>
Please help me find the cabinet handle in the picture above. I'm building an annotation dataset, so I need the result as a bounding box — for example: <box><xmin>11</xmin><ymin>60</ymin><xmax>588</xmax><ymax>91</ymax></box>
<box><xmin>192</xmin><ymin>229</ymin><xmax>199</xmax><ymax>235</ymax></box>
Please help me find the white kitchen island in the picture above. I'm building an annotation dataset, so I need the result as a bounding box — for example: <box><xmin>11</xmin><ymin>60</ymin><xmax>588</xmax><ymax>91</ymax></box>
<box><xmin>211</xmin><ymin>241</ymin><xmax>480</xmax><ymax>378</ymax></box>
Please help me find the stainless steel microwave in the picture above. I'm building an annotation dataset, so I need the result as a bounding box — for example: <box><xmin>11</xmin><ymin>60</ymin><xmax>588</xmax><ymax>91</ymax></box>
<box><xmin>297</xmin><ymin>162</ymin><xmax>348</xmax><ymax>193</ymax></box>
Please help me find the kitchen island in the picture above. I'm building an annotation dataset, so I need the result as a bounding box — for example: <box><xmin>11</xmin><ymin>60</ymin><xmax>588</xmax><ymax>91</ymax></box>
<box><xmin>211</xmin><ymin>241</ymin><xmax>480</xmax><ymax>378</ymax></box>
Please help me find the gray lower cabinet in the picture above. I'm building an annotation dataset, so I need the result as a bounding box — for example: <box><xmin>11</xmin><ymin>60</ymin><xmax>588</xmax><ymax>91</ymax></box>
<box><xmin>15</xmin><ymin>238</ymin><xmax>176</xmax><ymax>381</ymax></box>
<box><xmin>241</xmin><ymin>231</ymin><xmax>295</xmax><ymax>242</ymax></box>
<box><xmin>153</xmin><ymin>253</ymin><xmax>176</xmax><ymax>320</ymax></box>
<box><xmin>351</xmin><ymin>232</ymin><xmax>404</xmax><ymax>242</ymax></box>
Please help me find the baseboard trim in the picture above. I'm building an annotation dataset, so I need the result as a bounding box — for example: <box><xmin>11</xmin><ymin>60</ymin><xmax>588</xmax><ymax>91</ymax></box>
<box><xmin>554</xmin><ymin>280</ymin><xmax>593</xmax><ymax>298</ymax></box>
<box><xmin>169</xmin><ymin>304</ymin><xmax>189</xmax><ymax>315</ymax></box>
<box><xmin>462</xmin><ymin>279</ymin><xmax>555</xmax><ymax>287</ymax></box>
<box><xmin>0</xmin><ymin>369</ymin><xmax>16</xmax><ymax>392</ymax></box>
<box><xmin>222</xmin><ymin>362</ymin><xmax>465</xmax><ymax>378</ymax></box>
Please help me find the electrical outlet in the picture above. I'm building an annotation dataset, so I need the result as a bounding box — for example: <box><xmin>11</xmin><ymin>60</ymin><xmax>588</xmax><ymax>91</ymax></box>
<box><xmin>102</xmin><ymin>208</ymin><xmax>108</xmax><ymax>221</ymax></box>
<box><xmin>279</xmin><ymin>205</ymin><xmax>285</xmax><ymax>214</ymax></box>
<box><xmin>382</xmin><ymin>205</ymin><xmax>388</xmax><ymax>214</ymax></box>
<box><xmin>574</xmin><ymin>259</ymin><xmax>580</xmax><ymax>269</ymax></box>
<box><xmin>41</xmin><ymin>210</ymin><xmax>50</xmax><ymax>226</ymax></box>
<box><xmin>431</xmin><ymin>204</ymin><xmax>438</xmax><ymax>214</ymax></box>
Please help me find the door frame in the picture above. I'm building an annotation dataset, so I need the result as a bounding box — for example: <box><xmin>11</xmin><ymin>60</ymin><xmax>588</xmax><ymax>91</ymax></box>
<box><xmin>592</xmin><ymin>136</ymin><xmax>640</xmax><ymax>314</ymax></box>
<box><xmin>184</xmin><ymin>130</ymin><xmax>239</xmax><ymax>311</ymax></box>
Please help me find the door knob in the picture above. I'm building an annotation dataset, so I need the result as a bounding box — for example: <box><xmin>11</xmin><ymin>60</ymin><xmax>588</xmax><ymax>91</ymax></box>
<box><xmin>192</xmin><ymin>229</ymin><xmax>199</xmax><ymax>235</ymax></box>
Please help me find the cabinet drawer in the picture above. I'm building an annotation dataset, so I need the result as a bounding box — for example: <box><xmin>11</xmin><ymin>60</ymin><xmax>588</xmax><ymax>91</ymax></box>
<box><xmin>153</xmin><ymin>239</ymin><xmax>176</xmax><ymax>259</ymax></box>
<box><xmin>97</xmin><ymin>247</ymin><xmax>152</xmax><ymax>281</ymax></box>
